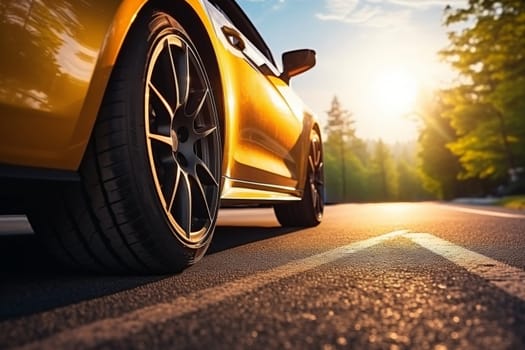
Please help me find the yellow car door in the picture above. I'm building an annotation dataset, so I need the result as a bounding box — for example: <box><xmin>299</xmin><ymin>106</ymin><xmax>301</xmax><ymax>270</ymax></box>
<box><xmin>204</xmin><ymin>2</ymin><xmax>307</xmax><ymax>197</ymax></box>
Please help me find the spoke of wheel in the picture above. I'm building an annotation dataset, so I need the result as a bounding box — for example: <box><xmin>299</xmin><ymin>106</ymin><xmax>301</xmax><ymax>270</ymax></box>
<box><xmin>196</xmin><ymin>125</ymin><xmax>217</xmax><ymax>140</ymax></box>
<box><xmin>192</xmin><ymin>174</ymin><xmax>213</xmax><ymax>223</ymax></box>
<box><xmin>309</xmin><ymin>154</ymin><xmax>315</xmax><ymax>173</ymax></box>
<box><xmin>187</xmin><ymin>89</ymin><xmax>209</xmax><ymax>118</ymax></box>
<box><xmin>317</xmin><ymin>162</ymin><xmax>325</xmax><ymax>185</ymax></box>
<box><xmin>175</xmin><ymin>43</ymin><xmax>190</xmax><ymax>108</ymax></box>
<box><xmin>315</xmin><ymin>149</ymin><xmax>321</xmax><ymax>167</ymax></box>
<box><xmin>173</xmin><ymin>174</ymin><xmax>192</xmax><ymax>237</ymax></box>
<box><xmin>312</xmin><ymin>140</ymin><xmax>321</xmax><ymax>166</ymax></box>
<box><xmin>168</xmin><ymin>40</ymin><xmax>190</xmax><ymax>108</ymax></box>
<box><xmin>148</xmin><ymin>81</ymin><xmax>174</xmax><ymax>118</ymax></box>
<box><xmin>148</xmin><ymin>132</ymin><xmax>173</xmax><ymax>147</ymax></box>
<box><xmin>167</xmin><ymin>164</ymin><xmax>182</xmax><ymax>213</ymax></box>
<box><xmin>196</xmin><ymin>159</ymin><xmax>219</xmax><ymax>187</ymax></box>
<box><xmin>311</xmin><ymin>182</ymin><xmax>318</xmax><ymax>208</ymax></box>
<box><xmin>165</xmin><ymin>38</ymin><xmax>180</xmax><ymax>109</ymax></box>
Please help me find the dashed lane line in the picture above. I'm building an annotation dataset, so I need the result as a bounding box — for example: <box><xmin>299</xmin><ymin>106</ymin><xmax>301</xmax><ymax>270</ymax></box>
<box><xmin>15</xmin><ymin>230</ymin><xmax>408</xmax><ymax>350</ymax></box>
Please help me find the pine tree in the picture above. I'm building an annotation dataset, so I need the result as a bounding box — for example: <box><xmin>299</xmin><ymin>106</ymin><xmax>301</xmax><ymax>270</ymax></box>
<box><xmin>323</xmin><ymin>96</ymin><xmax>366</xmax><ymax>202</ymax></box>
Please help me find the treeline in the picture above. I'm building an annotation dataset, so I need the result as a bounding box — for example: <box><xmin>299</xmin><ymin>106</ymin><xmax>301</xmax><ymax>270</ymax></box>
<box><xmin>419</xmin><ymin>0</ymin><xmax>525</xmax><ymax>198</ymax></box>
<box><xmin>323</xmin><ymin>97</ymin><xmax>431</xmax><ymax>203</ymax></box>
<box><xmin>325</xmin><ymin>0</ymin><xmax>525</xmax><ymax>202</ymax></box>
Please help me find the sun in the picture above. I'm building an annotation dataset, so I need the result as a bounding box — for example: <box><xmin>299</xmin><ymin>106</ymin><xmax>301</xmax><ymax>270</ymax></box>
<box><xmin>357</xmin><ymin>67</ymin><xmax>420</xmax><ymax>142</ymax></box>
<box><xmin>373</xmin><ymin>69</ymin><xmax>419</xmax><ymax>116</ymax></box>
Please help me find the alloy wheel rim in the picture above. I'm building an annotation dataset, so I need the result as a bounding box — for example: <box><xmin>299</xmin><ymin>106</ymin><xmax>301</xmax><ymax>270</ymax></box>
<box><xmin>144</xmin><ymin>33</ymin><xmax>220</xmax><ymax>245</ymax></box>
<box><xmin>308</xmin><ymin>135</ymin><xmax>324</xmax><ymax>219</ymax></box>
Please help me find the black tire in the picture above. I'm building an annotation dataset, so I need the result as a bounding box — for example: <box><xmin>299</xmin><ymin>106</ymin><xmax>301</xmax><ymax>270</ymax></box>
<box><xmin>28</xmin><ymin>11</ymin><xmax>222</xmax><ymax>274</ymax></box>
<box><xmin>274</xmin><ymin>130</ymin><xmax>324</xmax><ymax>227</ymax></box>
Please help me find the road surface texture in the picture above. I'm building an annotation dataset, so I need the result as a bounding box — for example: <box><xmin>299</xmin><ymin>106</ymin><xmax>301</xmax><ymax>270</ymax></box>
<box><xmin>1</xmin><ymin>202</ymin><xmax>525</xmax><ymax>349</ymax></box>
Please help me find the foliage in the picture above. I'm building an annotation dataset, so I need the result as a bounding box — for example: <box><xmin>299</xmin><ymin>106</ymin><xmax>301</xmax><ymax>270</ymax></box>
<box><xmin>324</xmin><ymin>0</ymin><xmax>525</xmax><ymax>200</ymax></box>
<box><xmin>397</xmin><ymin>158</ymin><xmax>430</xmax><ymax>201</ymax></box>
<box><xmin>440</xmin><ymin>0</ymin><xmax>525</xmax><ymax>186</ymax></box>
<box><xmin>323</xmin><ymin>96</ymin><xmax>430</xmax><ymax>202</ymax></box>
<box><xmin>323</xmin><ymin>96</ymin><xmax>364</xmax><ymax>202</ymax></box>
<box><xmin>417</xmin><ymin>93</ymin><xmax>463</xmax><ymax>199</ymax></box>
<box><xmin>324</xmin><ymin>146</ymin><xmax>367</xmax><ymax>202</ymax></box>
<box><xmin>497</xmin><ymin>196</ymin><xmax>525</xmax><ymax>210</ymax></box>
<box><xmin>368</xmin><ymin>140</ymin><xmax>399</xmax><ymax>201</ymax></box>
<box><xmin>324</xmin><ymin>96</ymin><xmax>356</xmax><ymax>146</ymax></box>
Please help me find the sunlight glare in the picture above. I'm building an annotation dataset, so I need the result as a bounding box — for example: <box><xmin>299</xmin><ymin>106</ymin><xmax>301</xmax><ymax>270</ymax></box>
<box><xmin>373</xmin><ymin>69</ymin><xmax>418</xmax><ymax>116</ymax></box>
<box><xmin>354</xmin><ymin>67</ymin><xmax>421</xmax><ymax>142</ymax></box>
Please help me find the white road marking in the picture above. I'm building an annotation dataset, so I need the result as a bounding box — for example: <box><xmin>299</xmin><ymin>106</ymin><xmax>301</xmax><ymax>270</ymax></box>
<box><xmin>439</xmin><ymin>205</ymin><xmax>525</xmax><ymax>219</ymax></box>
<box><xmin>405</xmin><ymin>232</ymin><xmax>525</xmax><ymax>302</ymax></box>
<box><xmin>0</xmin><ymin>215</ymin><xmax>33</xmax><ymax>235</ymax></box>
<box><xmin>0</xmin><ymin>215</ymin><xmax>28</xmax><ymax>222</ymax></box>
<box><xmin>15</xmin><ymin>230</ymin><xmax>408</xmax><ymax>350</ymax></box>
<box><xmin>13</xmin><ymin>229</ymin><xmax>525</xmax><ymax>349</ymax></box>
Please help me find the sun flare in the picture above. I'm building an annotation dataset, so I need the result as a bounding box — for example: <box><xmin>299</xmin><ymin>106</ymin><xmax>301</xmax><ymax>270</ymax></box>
<box><xmin>373</xmin><ymin>69</ymin><xmax>418</xmax><ymax>116</ymax></box>
<box><xmin>357</xmin><ymin>67</ymin><xmax>421</xmax><ymax>142</ymax></box>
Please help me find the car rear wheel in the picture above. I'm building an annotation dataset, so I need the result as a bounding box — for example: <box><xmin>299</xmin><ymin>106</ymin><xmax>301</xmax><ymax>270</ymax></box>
<box><xmin>274</xmin><ymin>130</ymin><xmax>324</xmax><ymax>227</ymax></box>
<box><xmin>28</xmin><ymin>11</ymin><xmax>221</xmax><ymax>274</ymax></box>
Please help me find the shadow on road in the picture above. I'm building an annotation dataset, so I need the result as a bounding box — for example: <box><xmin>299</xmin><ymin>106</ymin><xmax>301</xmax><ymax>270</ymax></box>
<box><xmin>0</xmin><ymin>234</ymin><xmax>163</xmax><ymax>321</ymax></box>
<box><xmin>209</xmin><ymin>225</ymin><xmax>298</xmax><ymax>254</ymax></box>
<box><xmin>0</xmin><ymin>223</ymin><xmax>300</xmax><ymax>321</ymax></box>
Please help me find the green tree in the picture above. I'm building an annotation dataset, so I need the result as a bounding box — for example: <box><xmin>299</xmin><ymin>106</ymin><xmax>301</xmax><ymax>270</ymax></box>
<box><xmin>396</xmin><ymin>160</ymin><xmax>426</xmax><ymax>201</ymax></box>
<box><xmin>417</xmin><ymin>93</ymin><xmax>463</xmax><ymax>199</ymax></box>
<box><xmin>368</xmin><ymin>140</ymin><xmax>398</xmax><ymax>201</ymax></box>
<box><xmin>324</xmin><ymin>96</ymin><xmax>354</xmax><ymax>199</ymax></box>
<box><xmin>440</xmin><ymin>0</ymin><xmax>525</xmax><ymax>186</ymax></box>
<box><xmin>323</xmin><ymin>96</ymin><xmax>367</xmax><ymax>202</ymax></box>
<box><xmin>392</xmin><ymin>142</ymin><xmax>432</xmax><ymax>201</ymax></box>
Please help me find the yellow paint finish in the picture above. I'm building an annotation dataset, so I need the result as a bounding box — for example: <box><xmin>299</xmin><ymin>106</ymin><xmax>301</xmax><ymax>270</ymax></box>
<box><xmin>214</xmin><ymin>48</ymin><xmax>303</xmax><ymax>188</ymax></box>
<box><xmin>0</xmin><ymin>0</ymin><xmax>227</xmax><ymax>171</ymax></box>
<box><xmin>0</xmin><ymin>0</ymin><xmax>315</xmax><ymax>200</ymax></box>
<box><xmin>0</xmin><ymin>0</ymin><xmax>125</xmax><ymax>169</ymax></box>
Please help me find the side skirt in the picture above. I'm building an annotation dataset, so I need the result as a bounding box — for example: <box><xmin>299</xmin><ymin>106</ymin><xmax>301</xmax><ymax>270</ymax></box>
<box><xmin>220</xmin><ymin>176</ymin><xmax>302</xmax><ymax>206</ymax></box>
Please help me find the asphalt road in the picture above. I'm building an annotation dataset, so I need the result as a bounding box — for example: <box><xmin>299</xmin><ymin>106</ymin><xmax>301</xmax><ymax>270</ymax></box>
<box><xmin>1</xmin><ymin>202</ymin><xmax>525</xmax><ymax>349</ymax></box>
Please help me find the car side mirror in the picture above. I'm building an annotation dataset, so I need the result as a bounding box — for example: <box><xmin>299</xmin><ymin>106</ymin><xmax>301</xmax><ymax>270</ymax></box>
<box><xmin>280</xmin><ymin>49</ymin><xmax>316</xmax><ymax>84</ymax></box>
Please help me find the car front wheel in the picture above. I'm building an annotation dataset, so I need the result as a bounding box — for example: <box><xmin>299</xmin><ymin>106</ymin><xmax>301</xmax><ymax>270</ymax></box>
<box><xmin>29</xmin><ymin>11</ymin><xmax>222</xmax><ymax>274</ymax></box>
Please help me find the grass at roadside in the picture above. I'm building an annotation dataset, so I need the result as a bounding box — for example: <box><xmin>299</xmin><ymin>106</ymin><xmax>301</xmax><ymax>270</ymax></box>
<box><xmin>498</xmin><ymin>196</ymin><xmax>525</xmax><ymax>210</ymax></box>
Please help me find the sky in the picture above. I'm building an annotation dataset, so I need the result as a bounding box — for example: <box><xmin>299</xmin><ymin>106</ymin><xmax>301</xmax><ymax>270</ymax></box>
<box><xmin>237</xmin><ymin>0</ymin><xmax>468</xmax><ymax>143</ymax></box>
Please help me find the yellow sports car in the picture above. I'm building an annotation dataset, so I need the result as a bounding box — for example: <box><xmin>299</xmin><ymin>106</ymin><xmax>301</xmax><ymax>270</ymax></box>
<box><xmin>0</xmin><ymin>0</ymin><xmax>324</xmax><ymax>273</ymax></box>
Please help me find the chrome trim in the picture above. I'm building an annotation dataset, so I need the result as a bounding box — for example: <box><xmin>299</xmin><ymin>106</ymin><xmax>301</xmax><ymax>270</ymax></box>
<box><xmin>221</xmin><ymin>176</ymin><xmax>302</xmax><ymax>201</ymax></box>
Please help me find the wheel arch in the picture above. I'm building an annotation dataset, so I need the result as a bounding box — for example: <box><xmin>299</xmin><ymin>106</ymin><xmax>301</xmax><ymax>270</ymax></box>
<box><xmin>76</xmin><ymin>0</ymin><xmax>225</xmax><ymax>169</ymax></box>
<box><xmin>71</xmin><ymin>0</ymin><xmax>150</xmax><ymax>168</ymax></box>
